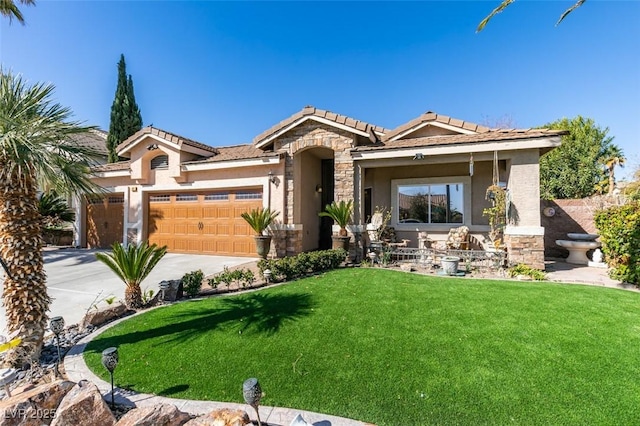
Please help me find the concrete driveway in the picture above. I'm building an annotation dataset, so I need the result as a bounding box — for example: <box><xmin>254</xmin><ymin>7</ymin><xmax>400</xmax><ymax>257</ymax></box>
<box><xmin>0</xmin><ymin>248</ymin><xmax>257</xmax><ymax>335</ymax></box>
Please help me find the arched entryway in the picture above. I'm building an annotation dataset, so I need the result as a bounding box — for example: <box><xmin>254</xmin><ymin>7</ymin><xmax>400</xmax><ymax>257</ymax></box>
<box><xmin>293</xmin><ymin>147</ymin><xmax>335</xmax><ymax>251</ymax></box>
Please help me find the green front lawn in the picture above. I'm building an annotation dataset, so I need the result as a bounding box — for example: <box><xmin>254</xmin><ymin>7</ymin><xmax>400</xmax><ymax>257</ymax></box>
<box><xmin>84</xmin><ymin>269</ymin><xmax>640</xmax><ymax>425</ymax></box>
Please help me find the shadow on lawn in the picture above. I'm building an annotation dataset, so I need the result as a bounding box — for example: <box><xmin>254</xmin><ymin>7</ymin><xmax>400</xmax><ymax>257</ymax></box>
<box><xmin>86</xmin><ymin>292</ymin><xmax>315</xmax><ymax>353</ymax></box>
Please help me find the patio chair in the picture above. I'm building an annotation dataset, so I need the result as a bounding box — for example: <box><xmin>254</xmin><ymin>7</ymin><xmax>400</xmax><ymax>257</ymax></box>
<box><xmin>445</xmin><ymin>226</ymin><xmax>470</xmax><ymax>250</ymax></box>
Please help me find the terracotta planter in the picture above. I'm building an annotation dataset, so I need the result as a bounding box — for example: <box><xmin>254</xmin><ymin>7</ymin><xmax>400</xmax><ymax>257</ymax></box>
<box><xmin>332</xmin><ymin>235</ymin><xmax>351</xmax><ymax>252</ymax></box>
<box><xmin>254</xmin><ymin>235</ymin><xmax>272</xmax><ymax>259</ymax></box>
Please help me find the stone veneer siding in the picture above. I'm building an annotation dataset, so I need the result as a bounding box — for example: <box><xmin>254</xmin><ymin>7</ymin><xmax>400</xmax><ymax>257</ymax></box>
<box><xmin>504</xmin><ymin>234</ymin><xmax>545</xmax><ymax>270</ymax></box>
<box><xmin>274</xmin><ymin>122</ymin><xmax>356</xmax><ymax>256</ymax></box>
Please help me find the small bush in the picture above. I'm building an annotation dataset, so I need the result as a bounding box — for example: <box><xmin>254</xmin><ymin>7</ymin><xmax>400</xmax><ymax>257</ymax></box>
<box><xmin>508</xmin><ymin>264</ymin><xmax>546</xmax><ymax>281</ymax></box>
<box><xmin>257</xmin><ymin>249</ymin><xmax>347</xmax><ymax>282</ymax></box>
<box><xmin>594</xmin><ymin>201</ymin><xmax>640</xmax><ymax>285</ymax></box>
<box><xmin>182</xmin><ymin>269</ymin><xmax>204</xmax><ymax>297</ymax></box>
<box><xmin>208</xmin><ymin>267</ymin><xmax>256</xmax><ymax>291</ymax></box>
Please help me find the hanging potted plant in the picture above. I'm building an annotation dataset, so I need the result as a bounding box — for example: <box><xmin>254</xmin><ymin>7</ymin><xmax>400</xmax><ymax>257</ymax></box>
<box><xmin>319</xmin><ymin>200</ymin><xmax>353</xmax><ymax>251</ymax></box>
<box><xmin>241</xmin><ymin>207</ymin><xmax>280</xmax><ymax>259</ymax></box>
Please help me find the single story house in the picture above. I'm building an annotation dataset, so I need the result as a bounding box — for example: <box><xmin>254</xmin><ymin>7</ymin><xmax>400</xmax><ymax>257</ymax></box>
<box><xmin>76</xmin><ymin>106</ymin><xmax>565</xmax><ymax>269</ymax></box>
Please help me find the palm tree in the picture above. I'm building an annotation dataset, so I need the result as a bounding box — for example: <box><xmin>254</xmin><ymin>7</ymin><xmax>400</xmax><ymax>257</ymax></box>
<box><xmin>38</xmin><ymin>190</ymin><xmax>75</xmax><ymax>228</ymax></box>
<box><xmin>603</xmin><ymin>149</ymin><xmax>626</xmax><ymax>195</ymax></box>
<box><xmin>0</xmin><ymin>0</ymin><xmax>35</xmax><ymax>25</ymax></box>
<box><xmin>0</xmin><ymin>69</ymin><xmax>100</xmax><ymax>364</ymax></box>
<box><xmin>96</xmin><ymin>242</ymin><xmax>168</xmax><ymax>309</ymax></box>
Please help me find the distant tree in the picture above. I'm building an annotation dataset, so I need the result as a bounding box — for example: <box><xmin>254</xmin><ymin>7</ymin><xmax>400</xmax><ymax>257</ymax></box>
<box><xmin>477</xmin><ymin>0</ymin><xmax>586</xmax><ymax>32</ymax></box>
<box><xmin>106</xmin><ymin>54</ymin><xmax>142</xmax><ymax>163</ymax></box>
<box><xmin>0</xmin><ymin>0</ymin><xmax>34</xmax><ymax>25</ymax></box>
<box><xmin>601</xmin><ymin>146</ymin><xmax>626</xmax><ymax>195</ymax></box>
<box><xmin>539</xmin><ymin>116</ymin><xmax>621</xmax><ymax>199</ymax></box>
<box><xmin>623</xmin><ymin>166</ymin><xmax>640</xmax><ymax>201</ymax></box>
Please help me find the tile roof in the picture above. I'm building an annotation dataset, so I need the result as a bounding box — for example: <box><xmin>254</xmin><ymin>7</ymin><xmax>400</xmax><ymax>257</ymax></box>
<box><xmin>116</xmin><ymin>126</ymin><xmax>219</xmax><ymax>155</ymax></box>
<box><xmin>182</xmin><ymin>144</ymin><xmax>279</xmax><ymax>164</ymax></box>
<box><xmin>382</xmin><ymin>111</ymin><xmax>491</xmax><ymax>141</ymax></box>
<box><xmin>353</xmin><ymin>129</ymin><xmax>568</xmax><ymax>152</ymax></box>
<box><xmin>69</xmin><ymin>129</ymin><xmax>108</xmax><ymax>157</ymax></box>
<box><xmin>91</xmin><ymin>160</ymin><xmax>131</xmax><ymax>173</ymax></box>
<box><xmin>253</xmin><ymin>105</ymin><xmax>390</xmax><ymax>146</ymax></box>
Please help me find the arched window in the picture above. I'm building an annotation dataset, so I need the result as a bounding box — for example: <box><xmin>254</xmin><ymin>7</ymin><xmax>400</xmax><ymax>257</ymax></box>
<box><xmin>150</xmin><ymin>155</ymin><xmax>169</xmax><ymax>170</ymax></box>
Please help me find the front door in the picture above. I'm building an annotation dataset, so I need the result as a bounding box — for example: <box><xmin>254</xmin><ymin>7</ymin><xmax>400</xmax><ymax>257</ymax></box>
<box><xmin>319</xmin><ymin>159</ymin><xmax>335</xmax><ymax>249</ymax></box>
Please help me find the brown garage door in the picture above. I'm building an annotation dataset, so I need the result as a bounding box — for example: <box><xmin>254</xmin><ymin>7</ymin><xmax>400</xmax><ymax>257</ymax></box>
<box><xmin>147</xmin><ymin>190</ymin><xmax>263</xmax><ymax>256</ymax></box>
<box><xmin>86</xmin><ymin>194</ymin><xmax>124</xmax><ymax>248</ymax></box>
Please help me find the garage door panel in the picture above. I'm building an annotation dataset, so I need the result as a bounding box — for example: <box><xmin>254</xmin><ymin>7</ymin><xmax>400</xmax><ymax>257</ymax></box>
<box><xmin>233</xmin><ymin>240</ymin><xmax>253</xmax><ymax>254</ymax></box>
<box><xmin>233</xmin><ymin>223</ymin><xmax>252</xmax><ymax>236</ymax></box>
<box><xmin>215</xmin><ymin>224</ymin><xmax>230</xmax><ymax>235</ymax></box>
<box><xmin>215</xmin><ymin>207</ymin><xmax>231</xmax><ymax>218</ymax></box>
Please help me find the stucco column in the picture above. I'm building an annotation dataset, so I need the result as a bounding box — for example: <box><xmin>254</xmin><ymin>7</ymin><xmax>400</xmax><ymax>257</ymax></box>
<box><xmin>504</xmin><ymin>150</ymin><xmax>545</xmax><ymax>269</ymax></box>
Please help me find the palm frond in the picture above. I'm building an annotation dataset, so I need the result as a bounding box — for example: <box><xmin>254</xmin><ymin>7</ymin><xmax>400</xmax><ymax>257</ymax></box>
<box><xmin>0</xmin><ymin>69</ymin><xmax>101</xmax><ymax>197</ymax></box>
<box><xmin>96</xmin><ymin>242</ymin><xmax>168</xmax><ymax>289</ymax></box>
<box><xmin>556</xmin><ymin>0</ymin><xmax>586</xmax><ymax>26</ymax></box>
<box><xmin>477</xmin><ymin>0</ymin><xmax>515</xmax><ymax>32</ymax></box>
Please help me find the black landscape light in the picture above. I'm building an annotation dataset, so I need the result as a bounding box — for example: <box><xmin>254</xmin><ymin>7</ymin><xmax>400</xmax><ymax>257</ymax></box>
<box><xmin>101</xmin><ymin>347</ymin><xmax>119</xmax><ymax>409</ymax></box>
<box><xmin>49</xmin><ymin>316</ymin><xmax>65</xmax><ymax>377</ymax></box>
<box><xmin>243</xmin><ymin>377</ymin><xmax>263</xmax><ymax>426</ymax></box>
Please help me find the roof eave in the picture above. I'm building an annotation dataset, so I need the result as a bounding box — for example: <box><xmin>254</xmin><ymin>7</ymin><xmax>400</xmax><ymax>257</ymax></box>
<box><xmin>351</xmin><ymin>136</ymin><xmax>563</xmax><ymax>161</ymax></box>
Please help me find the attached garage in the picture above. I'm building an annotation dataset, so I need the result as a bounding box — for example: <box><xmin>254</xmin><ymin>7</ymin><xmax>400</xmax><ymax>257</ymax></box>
<box><xmin>147</xmin><ymin>189</ymin><xmax>263</xmax><ymax>256</ymax></box>
<box><xmin>86</xmin><ymin>194</ymin><xmax>124</xmax><ymax>248</ymax></box>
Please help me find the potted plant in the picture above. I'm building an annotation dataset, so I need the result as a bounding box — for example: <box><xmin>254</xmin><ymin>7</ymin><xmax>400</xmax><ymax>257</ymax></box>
<box><xmin>241</xmin><ymin>207</ymin><xmax>280</xmax><ymax>259</ymax></box>
<box><xmin>319</xmin><ymin>200</ymin><xmax>353</xmax><ymax>251</ymax></box>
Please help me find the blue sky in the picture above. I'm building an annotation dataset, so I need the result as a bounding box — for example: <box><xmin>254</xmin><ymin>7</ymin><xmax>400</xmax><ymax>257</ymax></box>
<box><xmin>1</xmin><ymin>1</ymin><xmax>639</xmax><ymax>179</ymax></box>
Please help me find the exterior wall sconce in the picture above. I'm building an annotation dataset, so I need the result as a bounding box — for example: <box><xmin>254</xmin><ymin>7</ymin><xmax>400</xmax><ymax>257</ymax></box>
<box><xmin>146</xmin><ymin>143</ymin><xmax>159</xmax><ymax>151</ymax></box>
<box><xmin>413</xmin><ymin>153</ymin><xmax>424</xmax><ymax>160</ymax></box>
<box><xmin>268</xmin><ymin>170</ymin><xmax>276</xmax><ymax>184</ymax></box>
<box><xmin>469</xmin><ymin>153</ymin><xmax>474</xmax><ymax>176</ymax></box>
<box><xmin>315</xmin><ymin>184</ymin><xmax>323</xmax><ymax>193</ymax></box>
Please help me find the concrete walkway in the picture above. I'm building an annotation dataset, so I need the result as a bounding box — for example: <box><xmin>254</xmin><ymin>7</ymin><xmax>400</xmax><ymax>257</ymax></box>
<box><xmin>544</xmin><ymin>258</ymin><xmax>637</xmax><ymax>292</ymax></box>
<box><xmin>64</xmin><ymin>314</ymin><xmax>371</xmax><ymax>426</ymax></box>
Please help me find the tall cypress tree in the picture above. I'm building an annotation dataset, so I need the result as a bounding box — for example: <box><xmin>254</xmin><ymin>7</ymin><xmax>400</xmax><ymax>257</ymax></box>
<box><xmin>106</xmin><ymin>54</ymin><xmax>143</xmax><ymax>163</ymax></box>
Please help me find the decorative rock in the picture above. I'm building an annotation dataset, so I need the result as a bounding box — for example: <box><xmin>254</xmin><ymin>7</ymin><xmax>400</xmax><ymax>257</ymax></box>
<box><xmin>184</xmin><ymin>409</ymin><xmax>250</xmax><ymax>426</ymax></box>
<box><xmin>400</xmin><ymin>263</ymin><xmax>413</xmax><ymax>272</ymax></box>
<box><xmin>0</xmin><ymin>380</ymin><xmax>75</xmax><ymax>426</ymax></box>
<box><xmin>0</xmin><ymin>369</ymin><xmax>17</xmax><ymax>397</ymax></box>
<box><xmin>50</xmin><ymin>380</ymin><xmax>116</xmax><ymax>426</ymax></box>
<box><xmin>115</xmin><ymin>403</ymin><xmax>191</xmax><ymax>426</ymax></box>
<box><xmin>82</xmin><ymin>303</ymin><xmax>129</xmax><ymax>329</ymax></box>
<box><xmin>290</xmin><ymin>413</ymin><xmax>312</xmax><ymax>426</ymax></box>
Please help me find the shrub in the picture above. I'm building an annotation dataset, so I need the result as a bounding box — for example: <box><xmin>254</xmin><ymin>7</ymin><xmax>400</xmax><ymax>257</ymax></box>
<box><xmin>594</xmin><ymin>201</ymin><xmax>640</xmax><ymax>284</ymax></box>
<box><xmin>182</xmin><ymin>269</ymin><xmax>205</xmax><ymax>297</ymax></box>
<box><xmin>508</xmin><ymin>264</ymin><xmax>546</xmax><ymax>281</ymax></box>
<box><xmin>207</xmin><ymin>267</ymin><xmax>256</xmax><ymax>291</ymax></box>
<box><xmin>257</xmin><ymin>249</ymin><xmax>347</xmax><ymax>282</ymax></box>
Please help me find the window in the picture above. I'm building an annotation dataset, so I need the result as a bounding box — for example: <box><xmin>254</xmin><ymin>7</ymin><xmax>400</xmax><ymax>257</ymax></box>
<box><xmin>392</xmin><ymin>177</ymin><xmax>470</xmax><ymax>226</ymax></box>
<box><xmin>176</xmin><ymin>194</ymin><xmax>198</xmax><ymax>202</ymax></box>
<box><xmin>236</xmin><ymin>191</ymin><xmax>262</xmax><ymax>200</ymax></box>
<box><xmin>149</xmin><ymin>194</ymin><xmax>170</xmax><ymax>203</ymax></box>
<box><xmin>204</xmin><ymin>192</ymin><xmax>229</xmax><ymax>201</ymax></box>
<box><xmin>150</xmin><ymin>155</ymin><xmax>169</xmax><ymax>170</ymax></box>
